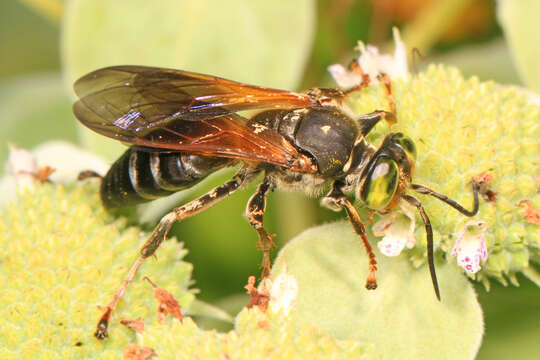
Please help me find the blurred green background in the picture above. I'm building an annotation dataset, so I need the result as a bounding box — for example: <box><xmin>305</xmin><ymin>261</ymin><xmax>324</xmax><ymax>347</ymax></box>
<box><xmin>1</xmin><ymin>1</ymin><xmax>538</xmax><ymax>359</ymax></box>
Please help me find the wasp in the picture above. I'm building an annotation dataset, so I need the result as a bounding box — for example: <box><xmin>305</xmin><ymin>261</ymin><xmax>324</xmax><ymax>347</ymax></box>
<box><xmin>73</xmin><ymin>65</ymin><xmax>479</xmax><ymax>339</ymax></box>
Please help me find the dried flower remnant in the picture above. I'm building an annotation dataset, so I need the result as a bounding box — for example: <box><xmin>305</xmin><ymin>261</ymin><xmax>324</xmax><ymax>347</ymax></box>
<box><xmin>144</xmin><ymin>277</ymin><xmax>183</xmax><ymax>323</ymax></box>
<box><xmin>123</xmin><ymin>344</ymin><xmax>157</xmax><ymax>360</ymax></box>
<box><xmin>472</xmin><ymin>172</ymin><xmax>498</xmax><ymax>202</ymax></box>
<box><xmin>34</xmin><ymin>165</ymin><xmax>56</xmax><ymax>183</ymax></box>
<box><xmin>120</xmin><ymin>318</ymin><xmax>145</xmax><ymax>334</ymax></box>
<box><xmin>372</xmin><ymin>203</ymin><xmax>416</xmax><ymax>257</ymax></box>
<box><xmin>6</xmin><ymin>145</ymin><xmax>56</xmax><ymax>187</ymax></box>
<box><xmin>256</xmin><ymin>320</ymin><xmax>269</xmax><ymax>330</ymax></box>
<box><xmin>518</xmin><ymin>200</ymin><xmax>540</xmax><ymax>225</ymax></box>
<box><xmin>245</xmin><ymin>276</ymin><xmax>270</xmax><ymax>312</ymax></box>
<box><xmin>451</xmin><ymin>221</ymin><xmax>489</xmax><ymax>274</ymax></box>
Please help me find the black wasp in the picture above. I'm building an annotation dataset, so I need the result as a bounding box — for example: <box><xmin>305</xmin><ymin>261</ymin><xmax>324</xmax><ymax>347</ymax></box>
<box><xmin>73</xmin><ymin>65</ymin><xmax>480</xmax><ymax>339</ymax></box>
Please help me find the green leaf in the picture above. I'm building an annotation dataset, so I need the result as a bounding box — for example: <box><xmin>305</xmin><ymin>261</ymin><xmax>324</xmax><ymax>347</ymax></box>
<box><xmin>271</xmin><ymin>222</ymin><xmax>484</xmax><ymax>360</ymax></box>
<box><xmin>62</xmin><ymin>0</ymin><xmax>315</xmax><ymax>159</ymax></box>
<box><xmin>428</xmin><ymin>39</ymin><xmax>521</xmax><ymax>84</ymax></box>
<box><xmin>0</xmin><ymin>74</ymin><xmax>76</xmax><ymax>176</ymax></box>
<box><xmin>188</xmin><ymin>299</ymin><xmax>233</xmax><ymax>323</ymax></box>
<box><xmin>497</xmin><ymin>0</ymin><xmax>540</xmax><ymax>92</ymax></box>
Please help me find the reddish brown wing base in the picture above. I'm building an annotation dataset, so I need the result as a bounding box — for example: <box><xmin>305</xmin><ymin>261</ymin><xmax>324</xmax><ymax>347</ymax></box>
<box><xmin>73</xmin><ymin>65</ymin><xmax>317</xmax><ymax>172</ymax></box>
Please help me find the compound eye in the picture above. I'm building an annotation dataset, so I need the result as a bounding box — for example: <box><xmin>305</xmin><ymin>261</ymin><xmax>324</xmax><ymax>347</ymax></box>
<box><xmin>361</xmin><ymin>157</ymin><xmax>399</xmax><ymax>211</ymax></box>
<box><xmin>393</xmin><ymin>133</ymin><xmax>417</xmax><ymax>160</ymax></box>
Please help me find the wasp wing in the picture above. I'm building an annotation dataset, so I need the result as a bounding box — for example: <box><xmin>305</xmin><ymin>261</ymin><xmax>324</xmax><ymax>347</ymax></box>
<box><xmin>73</xmin><ymin>65</ymin><xmax>316</xmax><ymax>172</ymax></box>
<box><xmin>73</xmin><ymin>65</ymin><xmax>314</xmax><ymax>124</ymax></box>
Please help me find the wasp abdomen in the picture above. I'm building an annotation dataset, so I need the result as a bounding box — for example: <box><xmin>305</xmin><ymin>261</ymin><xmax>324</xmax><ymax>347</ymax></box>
<box><xmin>100</xmin><ymin>147</ymin><xmax>234</xmax><ymax>208</ymax></box>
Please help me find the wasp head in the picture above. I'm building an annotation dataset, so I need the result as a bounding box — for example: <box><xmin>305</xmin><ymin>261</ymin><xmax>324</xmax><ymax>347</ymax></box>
<box><xmin>343</xmin><ymin>131</ymin><xmax>479</xmax><ymax>301</ymax></box>
<box><xmin>354</xmin><ymin>132</ymin><xmax>417</xmax><ymax>213</ymax></box>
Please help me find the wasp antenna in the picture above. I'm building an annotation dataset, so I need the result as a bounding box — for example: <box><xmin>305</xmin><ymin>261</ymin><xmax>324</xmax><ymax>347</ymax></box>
<box><xmin>411</xmin><ymin>183</ymin><xmax>480</xmax><ymax>217</ymax></box>
<box><xmin>402</xmin><ymin>194</ymin><xmax>440</xmax><ymax>301</ymax></box>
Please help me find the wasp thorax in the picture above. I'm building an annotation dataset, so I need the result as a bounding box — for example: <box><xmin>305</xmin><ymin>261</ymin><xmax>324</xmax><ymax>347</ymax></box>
<box><xmin>292</xmin><ymin>107</ymin><xmax>358</xmax><ymax>177</ymax></box>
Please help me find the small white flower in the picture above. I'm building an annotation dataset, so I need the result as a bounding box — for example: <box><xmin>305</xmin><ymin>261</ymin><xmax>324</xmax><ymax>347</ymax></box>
<box><xmin>328</xmin><ymin>27</ymin><xmax>409</xmax><ymax>88</ymax></box>
<box><xmin>6</xmin><ymin>145</ymin><xmax>37</xmax><ymax>188</ymax></box>
<box><xmin>269</xmin><ymin>271</ymin><xmax>298</xmax><ymax>315</ymax></box>
<box><xmin>1</xmin><ymin>142</ymin><xmax>110</xmax><ymax>207</ymax></box>
<box><xmin>327</xmin><ymin>63</ymin><xmax>363</xmax><ymax>88</ymax></box>
<box><xmin>359</xmin><ymin>27</ymin><xmax>409</xmax><ymax>83</ymax></box>
<box><xmin>372</xmin><ymin>203</ymin><xmax>416</xmax><ymax>256</ymax></box>
<box><xmin>451</xmin><ymin>221</ymin><xmax>488</xmax><ymax>274</ymax></box>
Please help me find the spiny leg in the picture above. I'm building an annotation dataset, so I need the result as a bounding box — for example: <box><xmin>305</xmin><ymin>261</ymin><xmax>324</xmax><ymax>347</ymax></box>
<box><xmin>246</xmin><ymin>177</ymin><xmax>274</xmax><ymax>279</ymax></box>
<box><xmin>339</xmin><ymin>198</ymin><xmax>378</xmax><ymax>289</ymax></box>
<box><xmin>343</xmin><ymin>58</ymin><xmax>371</xmax><ymax>94</ymax></box>
<box><xmin>401</xmin><ymin>194</ymin><xmax>440</xmax><ymax>300</ymax></box>
<box><xmin>376</xmin><ymin>73</ymin><xmax>397</xmax><ymax>117</ymax></box>
<box><xmin>94</xmin><ymin>168</ymin><xmax>258</xmax><ymax>339</ymax></box>
<box><xmin>345</xmin><ymin>58</ymin><xmax>397</xmax><ymax>119</ymax></box>
<box><xmin>323</xmin><ymin>182</ymin><xmax>378</xmax><ymax>289</ymax></box>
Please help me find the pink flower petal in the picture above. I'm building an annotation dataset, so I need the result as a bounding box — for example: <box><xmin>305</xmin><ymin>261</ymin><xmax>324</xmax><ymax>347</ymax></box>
<box><xmin>452</xmin><ymin>221</ymin><xmax>488</xmax><ymax>274</ymax></box>
<box><xmin>373</xmin><ymin>203</ymin><xmax>417</xmax><ymax>257</ymax></box>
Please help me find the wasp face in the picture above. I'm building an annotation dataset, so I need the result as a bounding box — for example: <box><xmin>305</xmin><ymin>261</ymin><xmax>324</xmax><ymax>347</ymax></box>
<box><xmin>356</xmin><ymin>132</ymin><xmax>417</xmax><ymax>212</ymax></box>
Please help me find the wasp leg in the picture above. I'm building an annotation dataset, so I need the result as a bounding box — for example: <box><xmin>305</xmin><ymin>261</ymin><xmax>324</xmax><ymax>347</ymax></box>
<box><xmin>344</xmin><ymin>59</ymin><xmax>397</xmax><ymax>119</ymax></box>
<box><xmin>376</xmin><ymin>73</ymin><xmax>397</xmax><ymax>117</ymax></box>
<box><xmin>401</xmin><ymin>194</ymin><xmax>440</xmax><ymax>301</ymax></box>
<box><xmin>94</xmin><ymin>168</ymin><xmax>258</xmax><ymax>340</ymax></box>
<box><xmin>344</xmin><ymin>58</ymin><xmax>371</xmax><ymax>93</ymax></box>
<box><xmin>246</xmin><ymin>178</ymin><xmax>274</xmax><ymax>279</ymax></box>
<box><xmin>323</xmin><ymin>182</ymin><xmax>378</xmax><ymax>290</ymax></box>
